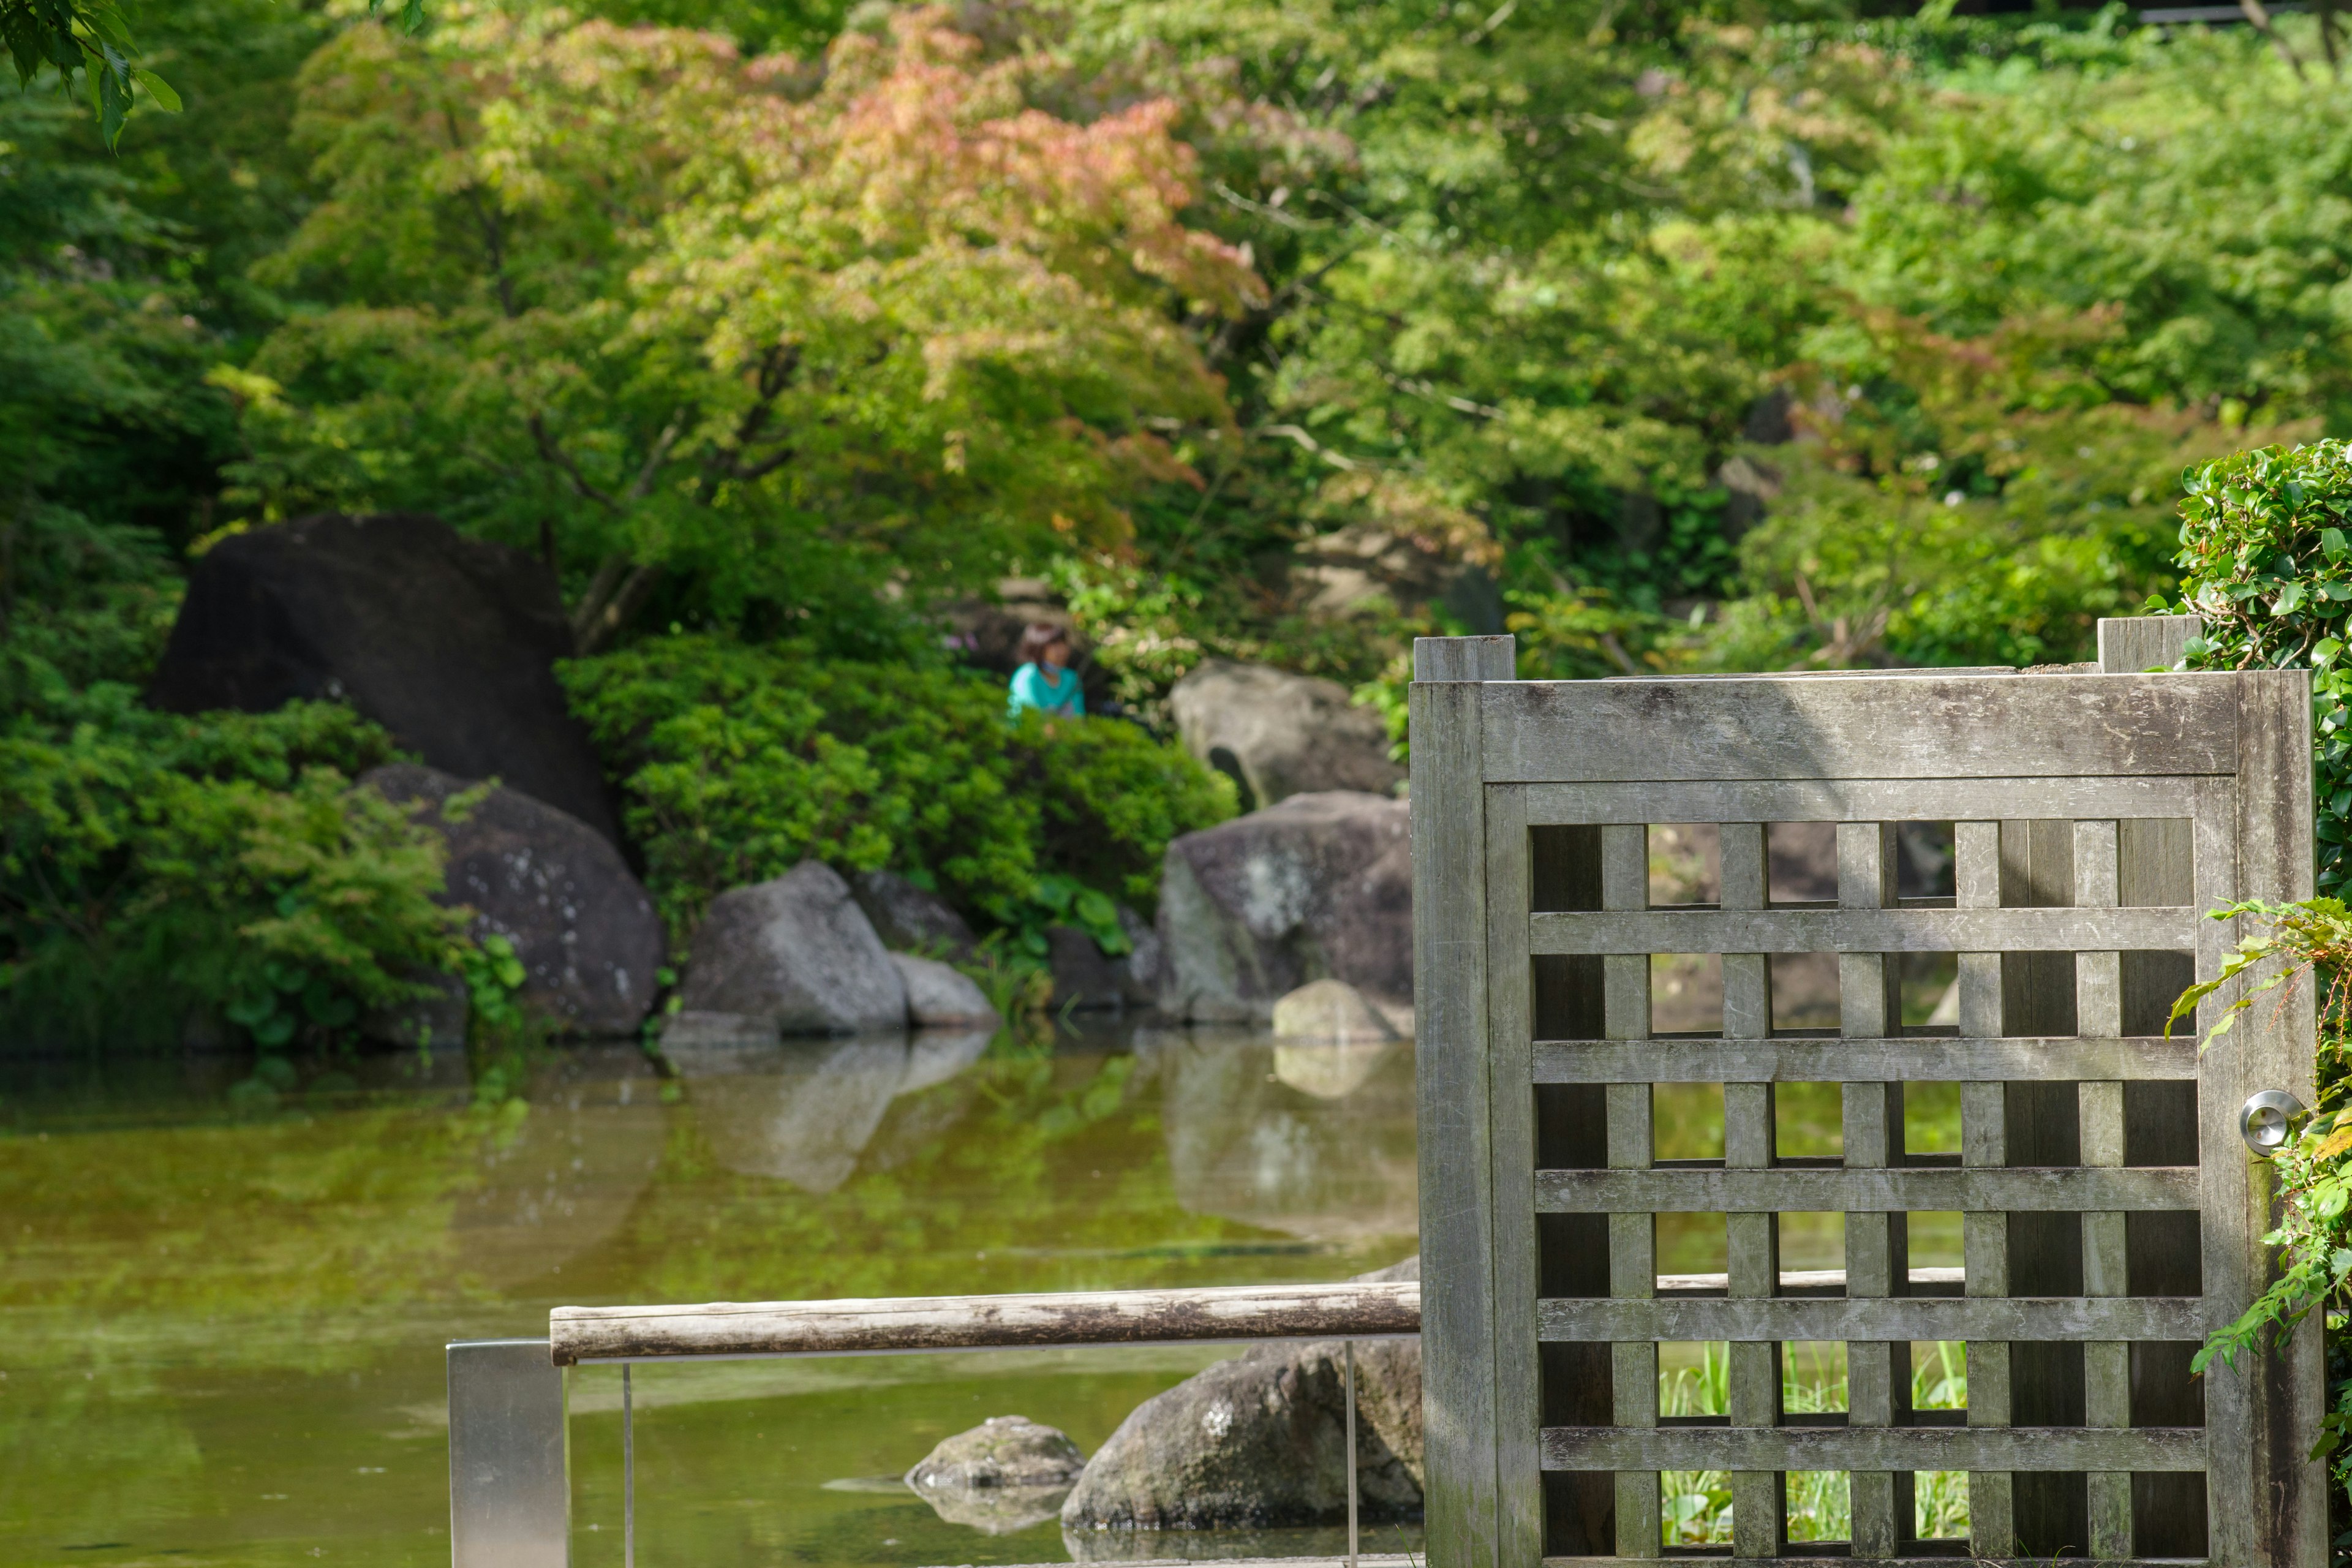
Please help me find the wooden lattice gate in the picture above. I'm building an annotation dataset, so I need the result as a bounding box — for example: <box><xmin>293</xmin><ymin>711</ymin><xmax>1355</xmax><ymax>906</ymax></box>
<box><xmin>1411</xmin><ymin>621</ymin><xmax>2321</xmax><ymax>1567</ymax></box>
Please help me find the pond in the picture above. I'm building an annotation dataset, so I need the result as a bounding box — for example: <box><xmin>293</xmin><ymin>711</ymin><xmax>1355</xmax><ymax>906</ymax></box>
<box><xmin>0</xmin><ymin>1024</ymin><xmax>1970</xmax><ymax>1567</ymax></box>
<box><xmin>0</xmin><ymin>1023</ymin><xmax>1419</xmax><ymax>1568</ymax></box>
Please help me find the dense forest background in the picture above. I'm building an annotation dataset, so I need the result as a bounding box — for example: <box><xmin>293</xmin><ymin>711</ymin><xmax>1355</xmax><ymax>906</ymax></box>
<box><xmin>9</xmin><ymin>0</ymin><xmax>2350</xmax><ymax>1048</ymax></box>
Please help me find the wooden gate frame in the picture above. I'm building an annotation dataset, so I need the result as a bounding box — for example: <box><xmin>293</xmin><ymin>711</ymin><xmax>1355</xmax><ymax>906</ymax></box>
<box><xmin>1412</xmin><ymin>622</ymin><xmax>2321</xmax><ymax>1567</ymax></box>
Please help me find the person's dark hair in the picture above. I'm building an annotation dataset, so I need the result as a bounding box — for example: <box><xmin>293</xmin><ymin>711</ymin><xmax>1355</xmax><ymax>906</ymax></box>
<box><xmin>1016</xmin><ymin>622</ymin><xmax>1071</xmax><ymax>666</ymax></box>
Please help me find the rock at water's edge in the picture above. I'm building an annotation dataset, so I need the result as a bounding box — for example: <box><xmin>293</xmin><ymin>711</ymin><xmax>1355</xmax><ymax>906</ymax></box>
<box><xmin>680</xmin><ymin>862</ymin><xmax>907</xmax><ymax>1035</ymax></box>
<box><xmin>1059</xmin><ymin>1256</ymin><xmax>1422</xmax><ymax>1531</ymax></box>
<box><xmin>1156</xmin><ymin>791</ymin><xmax>1410</xmax><ymax>1023</ymax></box>
<box><xmin>364</xmin><ymin>765</ymin><xmax>662</xmax><ymax>1036</ymax></box>
<box><xmin>891</xmin><ymin>953</ymin><xmax>1000</xmax><ymax>1030</ymax></box>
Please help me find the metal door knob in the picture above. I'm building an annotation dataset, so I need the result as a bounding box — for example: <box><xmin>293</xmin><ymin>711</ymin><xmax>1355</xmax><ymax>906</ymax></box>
<box><xmin>2240</xmin><ymin>1090</ymin><xmax>2307</xmax><ymax>1156</ymax></box>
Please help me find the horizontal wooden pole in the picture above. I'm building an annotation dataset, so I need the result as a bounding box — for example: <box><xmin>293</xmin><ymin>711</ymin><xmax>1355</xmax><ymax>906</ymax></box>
<box><xmin>1541</xmin><ymin>1423</ymin><xmax>2206</xmax><ymax>1473</ymax></box>
<box><xmin>1481</xmin><ymin>673</ymin><xmax>2237</xmax><ymax>782</ymax></box>
<box><xmin>1531</xmin><ymin>906</ymin><xmax>2195</xmax><ymax>957</ymax></box>
<box><xmin>1511</xmin><ymin>774</ymin><xmax>2204</xmax><ymax>827</ymax></box>
<box><xmin>1534</xmin><ymin>1558</ymin><xmax>2198</xmax><ymax>1567</ymax></box>
<box><xmin>1532</xmin><ymin>1035</ymin><xmax>2198</xmax><ymax>1084</ymax></box>
<box><xmin>1540</xmin><ymin>1294</ymin><xmax>2206</xmax><ymax>1343</ymax></box>
<box><xmin>1536</xmin><ymin>1166</ymin><xmax>2196</xmax><ymax>1214</ymax></box>
<box><xmin>549</xmin><ymin>1281</ymin><xmax>1421</xmax><ymax>1365</ymax></box>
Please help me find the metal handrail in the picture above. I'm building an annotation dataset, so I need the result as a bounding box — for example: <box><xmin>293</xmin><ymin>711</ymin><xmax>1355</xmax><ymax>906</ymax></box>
<box><xmin>448</xmin><ymin>1281</ymin><xmax>1424</xmax><ymax>1568</ymax></box>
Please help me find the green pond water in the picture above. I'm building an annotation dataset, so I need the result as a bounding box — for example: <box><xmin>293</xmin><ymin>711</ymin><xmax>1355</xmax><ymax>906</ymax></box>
<box><xmin>0</xmin><ymin>1023</ymin><xmax>1420</xmax><ymax>1568</ymax></box>
<box><xmin>0</xmin><ymin>1025</ymin><xmax>1969</xmax><ymax>1568</ymax></box>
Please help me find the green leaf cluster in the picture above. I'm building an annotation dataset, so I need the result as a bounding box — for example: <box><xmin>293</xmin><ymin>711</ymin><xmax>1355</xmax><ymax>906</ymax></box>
<box><xmin>557</xmin><ymin>635</ymin><xmax>1235</xmax><ymax>943</ymax></box>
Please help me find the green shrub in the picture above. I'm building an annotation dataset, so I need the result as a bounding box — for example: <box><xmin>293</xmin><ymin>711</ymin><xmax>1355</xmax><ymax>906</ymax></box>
<box><xmin>559</xmin><ymin>635</ymin><xmax>1236</xmax><ymax>944</ymax></box>
<box><xmin>2171</xmin><ymin>439</ymin><xmax>2352</xmax><ymax>895</ymax></box>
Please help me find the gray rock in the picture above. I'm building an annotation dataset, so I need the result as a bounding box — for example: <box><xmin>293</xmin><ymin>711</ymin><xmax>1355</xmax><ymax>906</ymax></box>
<box><xmin>890</xmin><ymin>953</ymin><xmax>999</xmax><ymax>1030</ymax></box>
<box><xmin>1167</xmin><ymin>660</ymin><xmax>1401</xmax><ymax>813</ymax></box>
<box><xmin>1047</xmin><ymin>907</ymin><xmax>1160</xmax><ymax>1012</ymax></box>
<box><xmin>151</xmin><ymin>511</ymin><xmax>621</xmax><ymax>843</ymax></box>
<box><xmin>851</xmin><ymin>869</ymin><xmax>978</xmax><ymax>959</ymax></box>
<box><xmin>1272</xmin><ymin>979</ymin><xmax>1397</xmax><ymax>1042</ymax></box>
<box><xmin>659</xmin><ymin>1010</ymin><xmax>779</xmax><ymax>1048</ymax></box>
<box><xmin>360</xmin><ymin>969</ymin><xmax>470</xmax><ymax>1050</ymax></box>
<box><xmin>681</xmin><ymin>862</ymin><xmax>908</xmax><ymax>1035</ymax></box>
<box><xmin>1156</xmin><ymin>791</ymin><xmax>1411</xmax><ymax>1023</ymax></box>
<box><xmin>363</xmin><ymin>765</ymin><xmax>663</xmax><ymax>1036</ymax></box>
<box><xmin>908</xmin><ymin>1415</ymin><xmax>1086</xmax><ymax>1534</ymax></box>
<box><xmin>1060</xmin><ymin>1257</ymin><xmax>1423</xmax><ymax>1531</ymax></box>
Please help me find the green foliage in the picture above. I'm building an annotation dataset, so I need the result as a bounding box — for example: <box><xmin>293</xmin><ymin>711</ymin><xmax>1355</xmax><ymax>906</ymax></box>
<box><xmin>557</xmin><ymin>634</ymin><xmax>1234</xmax><ymax>942</ymax></box>
<box><xmin>2</xmin><ymin>0</ymin><xmax>178</xmax><ymax>146</ymax></box>
<box><xmin>2174</xmin><ymin>440</ymin><xmax>2352</xmax><ymax>895</ymax></box>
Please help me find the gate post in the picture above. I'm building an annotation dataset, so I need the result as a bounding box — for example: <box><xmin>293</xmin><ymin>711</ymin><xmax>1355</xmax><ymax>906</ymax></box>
<box><xmin>447</xmin><ymin>1338</ymin><xmax>569</xmax><ymax>1568</ymax></box>
<box><xmin>1413</xmin><ymin>635</ymin><xmax>1518</xmax><ymax>1568</ymax></box>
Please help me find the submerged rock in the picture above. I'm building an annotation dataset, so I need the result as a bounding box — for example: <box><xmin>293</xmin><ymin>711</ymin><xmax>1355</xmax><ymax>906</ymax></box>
<box><xmin>891</xmin><ymin>953</ymin><xmax>999</xmax><ymax>1030</ymax></box>
<box><xmin>1156</xmin><ymin>792</ymin><xmax>1410</xmax><ymax>1023</ymax></box>
<box><xmin>680</xmin><ymin>861</ymin><xmax>907</xmax><ymax>1035</ymax></box>
<box><xmin>1167</xmin><ymin>660</ymin><xmax>1401</xmax><ymax>812</ymax></box>
<box><xmin>1060</xmin><ymin>1258</ymin><xmax>1423</xmax><ymax>1531</ymax></box>
<box><xmin>1272</xmin><ymin>979</ymin><xmax>1398</xmax><ymax>1042</ymax></box>
<box><xmin>907</xmin><ymin>1415</ymin><xmax>1087</xmax><ymax>1534</ymax></box>
<box><xmin>364</xmin><ymin>765</ymin><xmax>662</xmax><ymax>1036</ymax></box>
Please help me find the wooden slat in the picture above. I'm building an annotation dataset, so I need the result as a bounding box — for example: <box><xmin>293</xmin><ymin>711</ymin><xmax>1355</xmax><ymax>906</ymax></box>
<box><xmin>1954</xmin><ymin>818</ymin><xmax>2014</xmax><ymax>1559</ymax></box>
<box><xmin>1537</xmin><ymin>1295</ymin><xmax>2206</xmax><ymax>1343</ymax></box>
<box><xmin>1412</xmin><ymin>635</ymin><xmax>1512</xmax><ymax>1568</ymax></box>
<box><xmin>1531</xmin><ymin>905</ymin><xmax>2194</xmax><ymax>956</ymax></box>
<box><xmin>1531</xmin><ymin>1036</ymin><xmax>2198</xmax><ymax>1084</ymax></box>
<box><xmin>549</xmin><ymin>1280</ymin><xmax>1422</xmax><ymax>1364</ymax></box>
<box><xmin>1536</xmin><ymin>1166</ymin><xmax>2196</xmax><ymax>1213</ymax></box>
<box><xmin>1517</xmin><ymin>775</ymin><xmax>2202</xmax><ymax>827</ymax></box>
<box><xmin>1483</xmin><ymin>785</ymin><xmax>1543</xmax><ymax>1568</ymax></box>
<box><xmin>1540</xmin><ymin>1426</ymin><xmax>2206</xmax><ymax>1472</ymax></box>
<box><xmin>2075</xmin><ymin>818</ymin><xmax>2134</xmax><ymax>1561</ymax></box>
<box><xmin>1481</xmin><ymin>674</ymin><xmax>2239</xmax><ymax>783</ymax></box>
<box><xmin>2207</xmin><ymin>669</ymin><xmax>2323</xmax><ymax>1568</ymax></box>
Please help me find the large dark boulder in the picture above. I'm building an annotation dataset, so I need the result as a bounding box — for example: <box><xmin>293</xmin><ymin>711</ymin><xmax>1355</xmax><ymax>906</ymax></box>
<box><xmin>364</xmin><ymin>766</ymin><xmax>664</xmax><ymax>1036</ymax></box>
<box><xmin>1060</xmin><ymin>1257</ymin><xmax>1422</xmax><ymax>1532</ymax></box>
<box><xmin>150</xmin><ymin>511</ymin><xmax>620</xmax><ymax>844</ymax></box>
<box><xmin>1156</xmin><ymin>791</ymin><xmax>1411</xmax><ymax>1022</ymax></box>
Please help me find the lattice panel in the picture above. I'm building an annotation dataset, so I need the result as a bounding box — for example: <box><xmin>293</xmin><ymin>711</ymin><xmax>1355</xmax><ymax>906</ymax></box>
<box><xmin>1410</xmin><ymin>628</ymin><xmax>2321</xmax><ymax>1568</ymax></box>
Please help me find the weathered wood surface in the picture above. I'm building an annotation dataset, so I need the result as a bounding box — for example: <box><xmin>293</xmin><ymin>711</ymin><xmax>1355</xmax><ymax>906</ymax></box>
<box><xmin>1532</xmin><ymin>1036</ymin><xmax>2198</xmax><ymax>1082</ymax></box>
<box><xmin>1531</xmin><ymin>905</ymin><xmax>2195</xmax><ymax>956</ymax></box>
<box><xmin>1515</xmin><ymin>774</ymin><xmax>2201</xmax><ymax>827</ymax></box>
<box><xmin>1483</xmin><ymin>780</ymin><xmax>1543</xmax><ymax>1568</ymax></box>
<box><xmin>1412</xmin><ymin>633</ymin><xmax>1514</xmax><ymax>1568</ymax></box>
<box><xmin>2098</xmin><ymin>612</ymin><xmax>2203</xmax><ymax>673</ymax></box>
<box><xmin>1540</xmin><ymin>1425</ymin><xmax>2206</xmax><ymax>1472</ymax></box>
<box><xmin>1482</xmin><ymin>673</ymin><xmax>2239</xmax><ymax>783</ymax></box>
<box><xmin>1536</xmin><ymin>1166</ymin><xmax>2196</xmax><ymax>1213</ymax></box>
<box><xmin>548</xmin><ymin>1280</ymin><xmax>1420</xmax><ymax>1365</ymax></box>
<box><xmin>1538</xmin><ymin>1294</ymin><xmax>2204</xmax><ymax>1343</ymax></box>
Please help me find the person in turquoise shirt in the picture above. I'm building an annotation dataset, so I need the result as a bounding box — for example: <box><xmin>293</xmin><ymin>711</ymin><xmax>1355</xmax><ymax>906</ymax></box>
<box><xmin>1008</xmin><ymin>622</ymin><xmax>1084</xmax><ymax>717</ymax></box>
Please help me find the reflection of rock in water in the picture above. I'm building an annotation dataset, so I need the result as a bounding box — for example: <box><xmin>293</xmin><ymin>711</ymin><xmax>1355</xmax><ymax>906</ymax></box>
<box><xmin>1272</xmin><ymin>1040</ymin><xmax>1394</xmax><ymax>1099</ymax></box>
<box><xmin>670</xmin><ymin>1035</ymin><xmax>911</xmax><ymax>1195</ymax></box>
<box><xmin>864</xmin><ymin>1029</ymin><xmax>994</xmax><ymax>1173</ymax></box>
<box><xmin>453</xmin><ymin>1049</ymin><xmax>666</xmax><ymax>1288</ymax></box>
<box><xmin>1145</xmin><ymin>1028</ymin><xmax>1416</xmax><ymax>1242</ymax></box>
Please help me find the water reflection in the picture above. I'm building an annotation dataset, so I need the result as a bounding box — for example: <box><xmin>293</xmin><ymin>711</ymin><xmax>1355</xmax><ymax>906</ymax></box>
<box><xmin>667</xmin><ymin>1031</ymin><xmax>978</xmax><ymax>1194</ymax></box>
<box><xmin>1146</xmin><ymin>1026</ymin><xmax>1417</xmax><ymax>1242</ymax></box>
<box><xmin>0</xmin><ymin>1019</ymin><xmax>1418</xmax><ymax>1567</ymax></box>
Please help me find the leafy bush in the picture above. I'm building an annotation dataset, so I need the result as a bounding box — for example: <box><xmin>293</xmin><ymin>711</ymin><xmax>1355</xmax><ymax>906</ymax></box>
<box><xmin>558</xmin><ymin>635</ymin><xmax>1235</xmax><ymax>942</ymax></box>
<box><xmin>0</xmin><ymin>507</ymin><xmax>466</xmax><ymax>1052</ymax></box>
